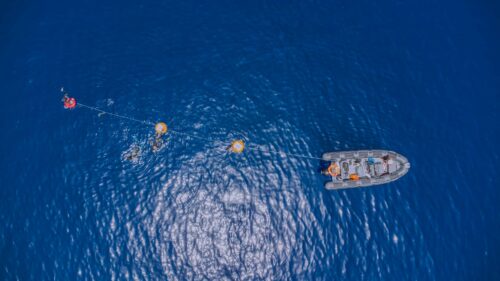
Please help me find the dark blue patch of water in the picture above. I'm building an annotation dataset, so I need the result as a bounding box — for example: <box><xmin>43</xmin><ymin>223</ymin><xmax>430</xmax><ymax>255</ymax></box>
<box><xmin>1</xmin><ymin>0</ymin><xmax>499</xmax><ymax>280</ymax></box>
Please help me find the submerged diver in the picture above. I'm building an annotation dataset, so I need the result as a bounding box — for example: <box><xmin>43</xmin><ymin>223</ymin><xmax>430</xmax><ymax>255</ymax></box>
<box><xmin>123</xmin><ymin>145</ymin><xmax>142</xmax><ymax>162</ymax></box>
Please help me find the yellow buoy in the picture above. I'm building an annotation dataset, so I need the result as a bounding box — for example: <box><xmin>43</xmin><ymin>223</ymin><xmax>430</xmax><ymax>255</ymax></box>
<box><xmin>155</xmin><ymin>122</ymin><xmax>168</xmax><ymax>135</ymax></box>
<box><xmin>230</xmin><ymin>140</ymin><xmax>245</xmax><ymax>153</ymax></box>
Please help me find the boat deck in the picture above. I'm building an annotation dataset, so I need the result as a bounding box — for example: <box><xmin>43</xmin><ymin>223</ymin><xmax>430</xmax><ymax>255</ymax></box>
<box><xmin>322</xmin><ymin>150</ymin><xmax>410</xmax><ymax>190</ymax></box>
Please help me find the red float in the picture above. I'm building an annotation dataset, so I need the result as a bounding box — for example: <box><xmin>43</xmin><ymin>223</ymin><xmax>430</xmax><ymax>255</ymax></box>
<box><xmin>63</xmin><ymin>97</ymin><xmax>76</xmax><ymax>109</ymax></box>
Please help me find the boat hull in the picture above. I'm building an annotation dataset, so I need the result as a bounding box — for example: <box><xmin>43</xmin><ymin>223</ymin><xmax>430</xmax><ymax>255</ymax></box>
<box><xmin>322</xmin><ymin>150</ymin><xmax>410</xmax><ymax>190</ymax></box>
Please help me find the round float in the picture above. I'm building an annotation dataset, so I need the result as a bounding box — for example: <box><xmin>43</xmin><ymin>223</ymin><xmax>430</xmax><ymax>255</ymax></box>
<box><xmin>230</xmin><ymin>140</ymin><xmax>245</xmax><ymax>153</ymax></box>
<box><xmin>155</xmin><ymin>122</ymin><xmax>168</xmax><ymax>135</ymax></box>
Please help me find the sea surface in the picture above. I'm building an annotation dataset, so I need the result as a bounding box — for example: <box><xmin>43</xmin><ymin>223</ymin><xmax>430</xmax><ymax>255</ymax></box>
<box><xmin>1</xmin><ymin>0</ymin><xmax>499</xmax><ymax>280</ymax></box>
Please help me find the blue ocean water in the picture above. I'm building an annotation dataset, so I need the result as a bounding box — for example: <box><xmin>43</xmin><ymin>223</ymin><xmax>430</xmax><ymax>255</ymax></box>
<box><xmin>1</xmin><ymin>0</ymin><xmax>499</xmax><ymax>280</ymax></box>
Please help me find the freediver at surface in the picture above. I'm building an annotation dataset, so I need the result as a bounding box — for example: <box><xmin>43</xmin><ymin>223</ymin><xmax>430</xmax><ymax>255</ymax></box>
<box><xmin>150</xmin><ymin>135</ymin><xmax>164</xmax><ymax>152</ymax></box>
<box><xmin>123</xmin><ymin>145</ymin><xmax>141</xmax><ymax>161</ymax></box>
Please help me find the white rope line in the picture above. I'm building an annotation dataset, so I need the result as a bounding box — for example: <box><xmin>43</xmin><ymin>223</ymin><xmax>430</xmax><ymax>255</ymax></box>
<box><xmin>74</xmin><ymin>101</ymin><xmax>322</xmax><ymax>161</ymax></box>
<box><xmin>169</xmin><ymin>129</ymin><xmax>208</xmax><ymax>141</ymax></box>
<box><xmin>247</xmin><ymin>144</ymin><xmax>322</xmax><ymax>160</ymax></box>
<box><xmin>77</xmin><ymin>103</ymin><xmax>155</xmax><ymax>126</ymax></box>
<box><xmin>283</xmin><ymin>151</ymin><xmax>323</xmax><ymax>160</ymax></box>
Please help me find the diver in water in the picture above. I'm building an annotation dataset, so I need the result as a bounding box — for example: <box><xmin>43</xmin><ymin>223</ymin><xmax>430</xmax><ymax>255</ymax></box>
<box><xmin>123</xmin><ymin>145</ymin><xmax>141</xmax><ymax>162</ymax></box>
<box><xmin>151</xmin><ymin>136</ymin><xmax>164</xmax><ymax>152</ymax></box>
<box><xmin>60</xmin><ymin>87</ymin><xmax>70</xmax><ymax>103</ymax></box>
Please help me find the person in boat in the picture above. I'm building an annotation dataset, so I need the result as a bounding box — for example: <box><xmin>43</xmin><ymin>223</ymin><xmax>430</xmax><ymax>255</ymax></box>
<box><xmin>381</xmin><ymin>155</ymin><xmax>390</xmax><ymax>175</ymax></box>
<box><xmin>321</xmin><ymin>161</ymin><xmax>341</xmax><ymax>180</ymax></box>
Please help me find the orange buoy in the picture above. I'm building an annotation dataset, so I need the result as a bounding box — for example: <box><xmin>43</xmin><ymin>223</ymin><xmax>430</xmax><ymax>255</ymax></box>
<box><xmin>349</xmin><ymin>174</ymin><xmax>360</xmax><ymax>181</ymax></box>
<box><xmin>155</xmin><ymin>122</ymin><xmax>168</xmax><ymax>135</ymax></box>
<box><xmin>63</xmin><ymin>97</ymin><xmax>76</xmax><ymax>109</ymax></box>
<box><xmin>230</xmin><ymin>140</ymin><xmax>245</xmax><ymax>153</ymax></box>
